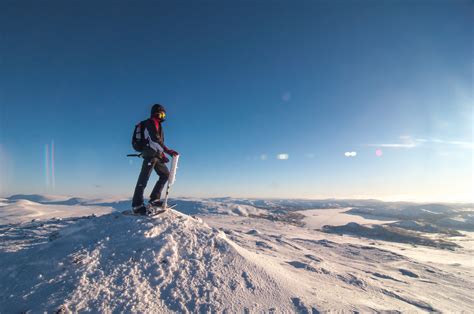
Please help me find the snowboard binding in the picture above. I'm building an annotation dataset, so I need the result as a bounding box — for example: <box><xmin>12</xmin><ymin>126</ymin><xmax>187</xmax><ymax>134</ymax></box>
<box><xmin>146</xmin><ymin>203</ymin><xmax>177</xmax><ymax>216</ymax></box>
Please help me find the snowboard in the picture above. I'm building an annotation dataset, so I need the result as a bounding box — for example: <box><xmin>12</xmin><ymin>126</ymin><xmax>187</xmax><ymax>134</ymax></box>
<box><xmin>146</xmin><ymin>203</ymin><xmax>177</xmax><ymax>217</ymax></box>
<box><xmin>122</xmin><ymin>204</ymin><xmax>176</xmax><ymax>217</ymax></box>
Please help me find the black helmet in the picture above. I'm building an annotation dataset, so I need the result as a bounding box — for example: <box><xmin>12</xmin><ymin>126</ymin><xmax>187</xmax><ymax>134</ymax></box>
<box><xmin>151</xmin><ymin>104</ymin><xmax>166</xmax><ymax>116</ymax></box>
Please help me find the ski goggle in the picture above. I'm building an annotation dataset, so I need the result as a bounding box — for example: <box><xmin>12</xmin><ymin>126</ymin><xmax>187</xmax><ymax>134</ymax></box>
<box><xmin>156</xmin><ymin>111</ymin><xmax>166</xmax><ymax>119</ymax></box>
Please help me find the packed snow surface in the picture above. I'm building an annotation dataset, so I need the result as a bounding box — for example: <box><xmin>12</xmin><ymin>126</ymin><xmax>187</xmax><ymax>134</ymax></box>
<box><xmin>0</xmin><ymin>195</ymin><xmax>473</xmax><ymax>312</ymax></box>
<box><xmin>1</xmin><ymin>210</ymin><xmax>307</xmax><ymax>312</ymax></box>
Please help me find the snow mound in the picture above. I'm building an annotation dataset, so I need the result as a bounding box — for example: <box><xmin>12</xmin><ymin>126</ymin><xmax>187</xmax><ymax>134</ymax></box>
<box><xmin>0</xmin><ymin>209</ymin><xmax>306</xmax><ymax>312</ymax></box>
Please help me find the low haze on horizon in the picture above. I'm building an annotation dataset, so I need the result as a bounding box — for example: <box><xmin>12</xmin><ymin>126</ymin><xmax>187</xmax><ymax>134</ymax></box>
<box><xmin>1</xmin><ymin>0</ymin><xmax>472</xmax><ymax>203</ymax></box>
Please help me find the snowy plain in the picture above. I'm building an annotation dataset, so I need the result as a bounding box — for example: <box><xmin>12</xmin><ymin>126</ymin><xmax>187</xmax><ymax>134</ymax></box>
<box><xmin>0</xmin><ymin>195</ymin><xmax>473</xmax><ymax>312</ymax></box>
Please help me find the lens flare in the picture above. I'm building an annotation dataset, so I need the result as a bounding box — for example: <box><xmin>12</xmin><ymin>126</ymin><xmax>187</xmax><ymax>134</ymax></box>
<box><xmin>282</xmin><ymin>92</ymin><xmax>291</xmax><ymax>102</ymax></box>
<box><xmin>44</xmin><ymin>141</ymin><xmax>56</xmax><ymax>190</ymax></box>
<box><xmin>45</xmin><ymin>144</ymin><xmax>50</xmax><ymax>188</ymax></box>
<box><xmin>51</xmin><ymin>140</ymin><xmax>55</xmax><ymax>190</ymax></box>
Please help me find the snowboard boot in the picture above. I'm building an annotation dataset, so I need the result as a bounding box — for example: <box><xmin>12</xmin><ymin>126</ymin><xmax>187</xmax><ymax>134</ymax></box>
<box><xmin>132</xmin><ymin>204</ymin><xmax>147</xmax><ymax>215</ymax></box>
<box><xmin>147</xmin><ymin>200</ymin><xmax>166</xmax><ymax>215</ymax></box>
<box><xmin>148</xmin><ymin>199</ymin><xmax>164</xmax><ymax>208</ymax></box>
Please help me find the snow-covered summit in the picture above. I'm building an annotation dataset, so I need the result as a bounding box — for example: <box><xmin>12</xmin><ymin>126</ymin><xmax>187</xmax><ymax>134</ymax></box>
<box><xmin>0</xmin><ymin>209</ymin><xmax>308</xmax><ymax>312</ymax></box>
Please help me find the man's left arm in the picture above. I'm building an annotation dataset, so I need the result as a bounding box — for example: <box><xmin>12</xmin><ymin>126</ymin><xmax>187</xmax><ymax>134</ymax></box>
<box><xmin>163</xmin><ymin>144</ymin><xmax>179</xmax><ymax>157</ymax></box>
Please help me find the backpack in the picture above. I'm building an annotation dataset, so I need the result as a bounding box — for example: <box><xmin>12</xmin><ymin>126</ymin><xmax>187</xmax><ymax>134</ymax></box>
<box><xmin>131</xmin><ymin>120</ymin><xmax>147</xmax><ymax>152</ymax></box>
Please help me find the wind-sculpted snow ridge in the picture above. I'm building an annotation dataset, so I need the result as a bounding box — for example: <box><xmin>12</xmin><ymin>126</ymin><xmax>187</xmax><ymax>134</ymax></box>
<box><xmin>0</xmin><ymin>209</ymin><xmax>310</xmax><ymax>312</ymax></box>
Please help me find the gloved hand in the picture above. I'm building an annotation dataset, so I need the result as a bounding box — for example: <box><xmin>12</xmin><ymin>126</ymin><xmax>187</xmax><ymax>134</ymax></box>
<box><xmin>165</xmin><ymin>148</ymin><xmax>179</xmax><ymax>157</ymax></box>
<box><xmin>158</xmin><ymin>152</ymin><xmax>170</xmax><ymax>163</ymax></box>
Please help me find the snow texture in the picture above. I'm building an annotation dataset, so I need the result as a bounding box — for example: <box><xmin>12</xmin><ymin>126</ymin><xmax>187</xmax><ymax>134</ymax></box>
<box><xmin>0</xmin><ymin>195</ymin><xmax>473</xmax><ymax>312</ymax></box>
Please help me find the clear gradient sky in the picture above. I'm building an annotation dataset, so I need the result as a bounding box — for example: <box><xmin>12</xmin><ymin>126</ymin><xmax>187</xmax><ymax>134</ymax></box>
<box><xmin>0</xmin><ymin>0</ymin><xmax>472</xmax><ymax>202</ymax></box>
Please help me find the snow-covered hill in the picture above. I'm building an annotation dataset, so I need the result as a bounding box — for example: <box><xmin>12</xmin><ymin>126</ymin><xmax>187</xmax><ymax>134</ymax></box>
<box><xmin>0</xmin><ymin>199</ymin><xmax>114</xmax><ymax>224</ymax></box>
<box><xmin>1</xmin><ymin>210</ymin><xmax>313</xmax><ymax>312</ymax></box>
<box><xmin>0</xmin><ymin>195</ymin><xmax>473</xmax><ymax>312</ymax></box>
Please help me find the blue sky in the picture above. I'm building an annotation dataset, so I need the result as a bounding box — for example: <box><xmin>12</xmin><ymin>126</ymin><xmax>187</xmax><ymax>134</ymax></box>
<box><xmin>0</xmin><ymin>0</ymin><xmax>472</xmax><ymax>202</ymax></box>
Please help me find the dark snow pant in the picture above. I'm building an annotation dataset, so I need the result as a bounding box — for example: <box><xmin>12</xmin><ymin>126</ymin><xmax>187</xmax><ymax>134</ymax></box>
<box><xmin>132</xmin><ymin>157</ymin><xmax>170</xmax><ymax>207</ymax></box>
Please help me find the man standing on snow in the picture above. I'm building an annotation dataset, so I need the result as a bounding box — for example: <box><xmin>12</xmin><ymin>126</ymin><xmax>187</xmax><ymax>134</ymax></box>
<box><xmin>131</xmin><ymin>104</ymin><xmax>179</xmax><ymax>215</ymax></box>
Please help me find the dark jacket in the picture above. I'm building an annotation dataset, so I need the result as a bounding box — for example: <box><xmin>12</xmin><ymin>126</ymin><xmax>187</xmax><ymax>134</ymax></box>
<box><xmin>142</xmin><ymin>118</ymin><xmax>166</xmax><ymax>159</ymax></box>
